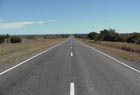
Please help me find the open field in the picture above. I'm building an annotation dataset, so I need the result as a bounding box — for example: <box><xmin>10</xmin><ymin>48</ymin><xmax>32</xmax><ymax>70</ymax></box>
<box><xmin>78</xmin><ymin>38</ymin><xmax>140</xmax><ymax>63</ymax></box>
<box><xmin>0</xmin><ymin>38</ymin><xmax>66</xmax><ymax>65</ymax></box>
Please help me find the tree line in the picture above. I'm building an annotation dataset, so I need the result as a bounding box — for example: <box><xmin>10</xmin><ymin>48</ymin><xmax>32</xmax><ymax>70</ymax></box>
<box><xmin>0</xmin><ymin>34</ymin><xmax>70</xmax><ymax>44</ymax></box>
<box><xmin>0</xmin><ymin>34</ymin><xmax>21</xmax><ymax>44</ymax></box>
<box><xmin>88</xmin><ymin>29</ymin><xmax>140</xmax><ymax>44</ymax></box>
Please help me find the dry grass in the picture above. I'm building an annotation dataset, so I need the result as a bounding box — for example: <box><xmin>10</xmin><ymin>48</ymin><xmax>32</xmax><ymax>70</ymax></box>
<box><xmin>97</xmin><ymin>41</ymin><xmax>140</xmax><ymax>53</ymax></box>
<box><xmin>0</xmin><ymin>38</ymin><xmax>66</xmax><ymax>64</ymax></box>
<box><xmin>78</xmin><ymin>38</ymin><xmax>140</xmax><ymax>63</ymax></box>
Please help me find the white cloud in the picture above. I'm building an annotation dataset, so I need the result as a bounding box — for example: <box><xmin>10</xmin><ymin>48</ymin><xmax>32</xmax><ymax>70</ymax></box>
<box><xmin>0</xmin><ymin>21</ymin><xmax>45</xmax><ymax>30</ymax></box>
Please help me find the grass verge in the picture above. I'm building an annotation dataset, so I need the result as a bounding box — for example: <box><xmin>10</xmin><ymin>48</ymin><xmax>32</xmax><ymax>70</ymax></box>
<box><xmin>78</xmin><ymin>38</ymin><xmax>140</xmax><ymax>63</ymax></box>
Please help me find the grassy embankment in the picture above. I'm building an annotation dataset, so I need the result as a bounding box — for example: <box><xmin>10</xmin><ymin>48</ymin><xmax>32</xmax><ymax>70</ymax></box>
<box><xmin>0</xmin><ymin>38</ymin><xmax>66</xmax><ymax>65</ymax></box>
<box><xmin>78</xmin><ymin>38</ymin><xmax>140</xmax><ymax>63</ymax></box>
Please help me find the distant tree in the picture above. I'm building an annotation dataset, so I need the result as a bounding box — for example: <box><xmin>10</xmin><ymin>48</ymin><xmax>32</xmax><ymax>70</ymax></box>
<box><xmin>25</xmin><ymin>35</ymin><xmax>34</xmax><ymax>39</ymax></box>
<box><xmin>0</xmin><ymin>35</ymin><xmax>5</xmax><ymax>44</ymax></box>
<box><xmin>88</xmin><ymin>32</ymin><xmax>98</xmax><ymax>40</ymax></box>
<box><xmin>5</xmin><ymin>34</ymin><xmax>10</xmax><ymax>44</ymax></box>
<box><xmin>99</xmin><ymin>29</ymin><xmax>111</xmax><ymax>41</ymax></box>
<box><xmin>127</xmin><ymin>32</ymin><xmax>140</xmax><ymax>43</ymax></box>
<box><xmin>74</xmin><ymin>34</ymin><xmax>88</xmax><ymax>38</ymax></box>
<box><xmin>99</xmin><ymin>28</ymin><xmax>120</xmax><ymax>41</ymax></box>
<box><xmin>10</xmin><ymin>36</ymin><xmax>22</xmax><ymax>43</ymax></box>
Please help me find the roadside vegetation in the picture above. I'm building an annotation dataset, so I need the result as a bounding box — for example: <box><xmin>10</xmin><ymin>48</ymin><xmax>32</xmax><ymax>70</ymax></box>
<box><xmin>76</xmin><ymin>29</ymin><xmax>140</xmax><ymax>62</ymax></box>
<box><xmin>87</xmin><ymin>29</ymin><xmax>140</xmax><ymax>44</ymax></box>
<box><xmin>0</xmin><ymin>34</ymin><xmax>67</xmax><ymax>65</ymax></box>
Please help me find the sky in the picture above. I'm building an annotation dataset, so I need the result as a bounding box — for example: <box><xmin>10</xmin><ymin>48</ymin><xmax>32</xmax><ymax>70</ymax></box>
<box><xmin>0</xmin><ymin>0</ymin><xmax>140</xmax><ymax>34</ymax></box>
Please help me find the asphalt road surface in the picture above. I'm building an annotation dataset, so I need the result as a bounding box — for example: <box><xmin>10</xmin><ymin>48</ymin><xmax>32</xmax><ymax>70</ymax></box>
<box><xmin>0</xmin><ymin>37</ymin><xmax>140</xmax><ymax>95</ymax></box>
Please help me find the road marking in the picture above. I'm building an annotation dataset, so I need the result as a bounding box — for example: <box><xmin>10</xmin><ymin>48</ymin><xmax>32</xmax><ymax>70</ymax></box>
<box><xmin>0</xmin><ymin>40</ymin><xmax>67</xmax><ymax>76</ymax></box>
<box><xmin>79</xmin><ymin>41</ymin><xmax>140</xmax><ymax>74</ymax></box>
<box><xmin>70</xmin><ymin>82</ymin><xmax>75</xmax><ymax>95</ymax></box>
<box><xmin>71</xmin><ymin>46</ymin><xmax>72</xmax><ymax>49</ymax></box>
<box><xmin>71</xmin><ymin>52</ymin><xmax>73</xmax><ymax>56</ymax></box>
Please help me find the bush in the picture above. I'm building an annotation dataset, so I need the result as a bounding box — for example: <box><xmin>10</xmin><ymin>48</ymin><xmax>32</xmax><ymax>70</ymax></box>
<box><xmin>99</xmin><ymin>29</ymin><xmax>119</xmax><ymax>41</ymax></box>
<box><xmin>10</xmin><ymin>36</ymin><xmax>22</xmax><ymax>43</ymax></box>
<box><xmin>88</xmin><ymin>32</ymin><xmax>98</xmax><ymax>40</ymax></box>
<box><xmin>127</xmin><ymin>33</ymin><xmax>140</xmax><ymax>43</ymax></box>
<box><xmin>0</xmin><ymin>35</ymin><xmax>5</xmax><ymax>44</ymax></box>
<box><xmin>135</xmin><ymin>39</ymin><xmax>140</xmax><ymax>44</ymax></box>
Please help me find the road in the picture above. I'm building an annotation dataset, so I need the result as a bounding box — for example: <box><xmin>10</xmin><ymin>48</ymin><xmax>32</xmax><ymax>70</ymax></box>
<box><xmin>0</xmin><ymin>37</ymin><xmax>140</xmax><ymax>95</ymax></box>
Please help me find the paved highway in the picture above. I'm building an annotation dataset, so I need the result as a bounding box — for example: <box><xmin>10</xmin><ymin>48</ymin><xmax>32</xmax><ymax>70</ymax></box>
<box><xmin>0</xmin><ymin>37</ymin><xmax>140</xmax><ymax>95</ymax></box>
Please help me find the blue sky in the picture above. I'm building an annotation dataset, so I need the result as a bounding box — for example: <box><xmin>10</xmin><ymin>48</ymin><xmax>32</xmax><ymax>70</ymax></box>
<box><xmin>0</xmin><ymin>0</ymin><xmax>140</xmax><ymax>34</ymax></box>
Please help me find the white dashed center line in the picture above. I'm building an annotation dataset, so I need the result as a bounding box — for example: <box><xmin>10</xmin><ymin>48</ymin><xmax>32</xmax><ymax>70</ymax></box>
<box><xmin>71</xmin><ymin>52</ymin><xmax>73</xmax><ymax>56</ymax></box>
<box><xmin>70</xmin><ymin>82</ymin><xmax>75</xmax><ymax>95</ymax></box>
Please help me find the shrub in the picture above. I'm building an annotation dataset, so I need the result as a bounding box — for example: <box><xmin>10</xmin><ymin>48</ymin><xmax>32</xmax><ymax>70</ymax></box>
<box><xmin>0</xmin><ymin>35</ymin><xmax>5</xmax><ymax>44</ymax></box>
<box><xmin>135</xmin><ymin>39</ymin><xmax>140</xmax><ymax>44</ymax></box>
<box><xmin>127</xmin><ymin>33</ymin><xmax>140</xmax><ymax>43</ymax></box>
<box><xmin>10</xmin><ymin>36</ymin><xmax>22</xmax><ymax>43</ymax></box>
<box><xmin>88</xmin><ymin>32</ymin><xmax>98</xmax><ymax>40</ymax></box>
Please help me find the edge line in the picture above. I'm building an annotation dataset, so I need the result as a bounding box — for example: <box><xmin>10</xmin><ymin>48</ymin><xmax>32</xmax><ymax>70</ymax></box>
<box><xmin>0</xmin><ymin>40</ymin><xmax>67</xmax><ymax>76</ymax></box>
<box><xmin>78</xmin><ymin>40</ymin><xmax>140</xmax><ymax>74</ymax></box>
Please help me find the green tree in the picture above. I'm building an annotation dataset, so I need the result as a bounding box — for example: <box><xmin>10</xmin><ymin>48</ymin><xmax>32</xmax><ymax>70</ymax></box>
<box><xmin>99</xmin><ymin>28</ymin><xmax>119</xmax><ymax>41</ymax></box>
<box><xmin>88</xmin><ymin>32</ymin><xmax>98</xmax><ymax>40</ymax></box>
